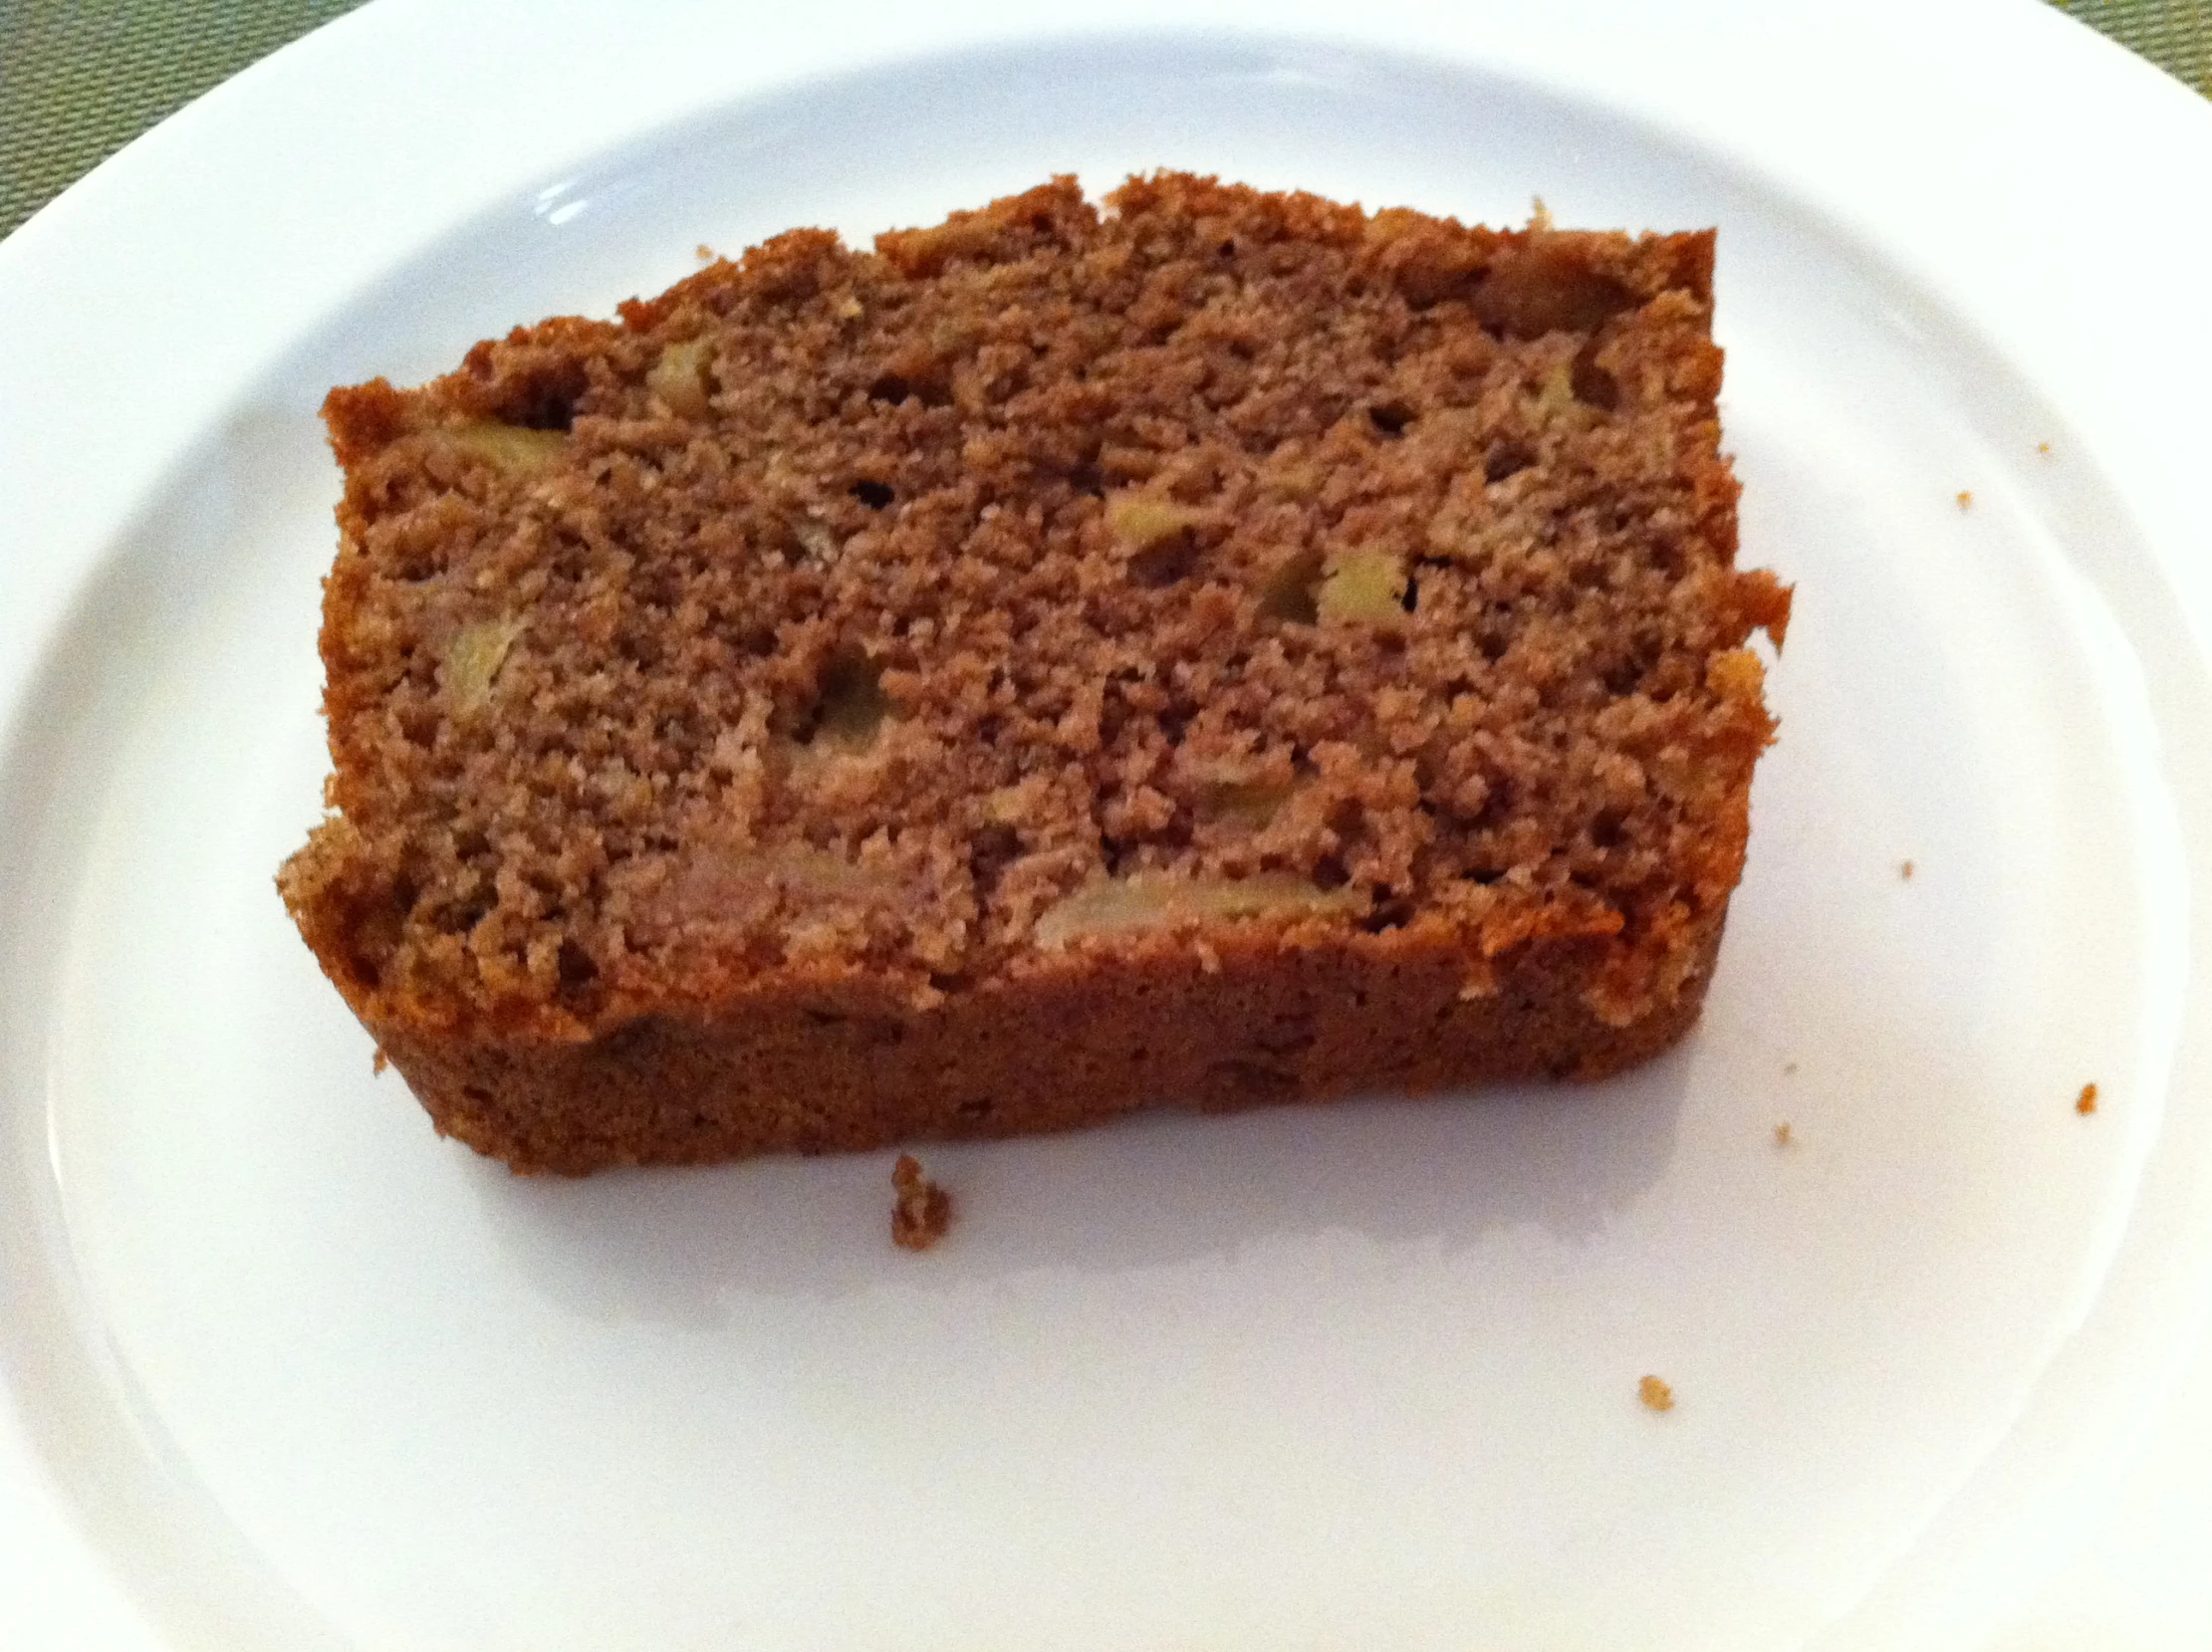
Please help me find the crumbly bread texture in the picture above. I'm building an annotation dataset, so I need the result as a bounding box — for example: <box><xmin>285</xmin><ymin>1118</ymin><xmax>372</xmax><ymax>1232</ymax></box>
<box><xmin>890</xmin><ymin>1154</ymin><xmax>954</xmax><ymax>1252</ymax></box>
<box><xmin>280</xmin><ymin>173</ymin><xmax>1790</xmax><ymax>1174</ymax></box>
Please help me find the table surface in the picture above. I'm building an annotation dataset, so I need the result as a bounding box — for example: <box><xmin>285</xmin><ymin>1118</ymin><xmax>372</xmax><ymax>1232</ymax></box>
<box><xmin>1</xmin><ymin>2</ymin><xmax>2209</xmax><ymax>1649</ymax></box>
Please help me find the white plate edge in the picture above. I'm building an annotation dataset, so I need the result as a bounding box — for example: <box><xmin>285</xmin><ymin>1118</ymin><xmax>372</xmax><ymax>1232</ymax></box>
<box><xmin>3</xmin><ymin>0</ymin><xmax>2212</xmax><ymax>1644</ymax></box>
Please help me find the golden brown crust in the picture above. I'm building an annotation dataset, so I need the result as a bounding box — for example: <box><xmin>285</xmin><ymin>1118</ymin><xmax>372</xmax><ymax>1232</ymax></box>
<box><xmin>361</xmin><ymin>912</ymin><xmax>1723</xmax><ymax>1174</ymax></box>
<box><xmin>280</xmin><ymin>173</ymin><xmax>1784</xmax><ymax>1172</ymax></box>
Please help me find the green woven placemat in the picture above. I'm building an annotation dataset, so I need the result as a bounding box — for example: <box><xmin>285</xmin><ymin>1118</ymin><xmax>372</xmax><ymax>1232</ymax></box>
<box><xmin>2058</xmin><ymin>0</ymin><xmax>2211</xmax><ymax>89</ymax></box>
<box><xmin>2</xmin><ymin>0</ymin><xmax>2208</xmax><ymax>243</ymax></box>
<box><xmin>1</xmin><ymin>0</ymin><xmax>368</xmax><ymax>240</ymax></box>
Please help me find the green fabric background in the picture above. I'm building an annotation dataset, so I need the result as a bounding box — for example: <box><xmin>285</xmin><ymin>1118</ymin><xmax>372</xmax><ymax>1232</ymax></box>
<box><xmin>1</xmin><ymin>0</ymin><xmax>2207</xmax><ymax>243</ymax></box>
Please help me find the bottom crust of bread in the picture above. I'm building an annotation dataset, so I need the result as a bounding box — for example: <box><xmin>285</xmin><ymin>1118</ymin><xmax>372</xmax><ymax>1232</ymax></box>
<box><xmin>370</xmin><ymin>913</ymin><xmax>1726</xmax><ymax>1175</ymax></box>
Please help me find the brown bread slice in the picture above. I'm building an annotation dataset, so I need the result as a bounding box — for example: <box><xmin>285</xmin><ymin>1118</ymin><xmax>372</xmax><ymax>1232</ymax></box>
<box><xmin>279</xmin><ymin>173</ymin><xmax>1790</xmax><ymax>1174</ymax></box>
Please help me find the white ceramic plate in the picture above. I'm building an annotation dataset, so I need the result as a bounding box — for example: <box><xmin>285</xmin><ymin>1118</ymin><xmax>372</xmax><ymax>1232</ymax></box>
<box><xmin>5</xmin><ymin>2</ymin><xmax>2211</xmax><ymax>1648</ymax></box>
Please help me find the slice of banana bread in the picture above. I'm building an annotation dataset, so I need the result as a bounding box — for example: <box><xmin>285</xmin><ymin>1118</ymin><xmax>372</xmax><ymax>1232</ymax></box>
<box><xmin>279</xmin><ymin>173</ymin><xmax>1789</xmax><ymax>1174</ymax></box>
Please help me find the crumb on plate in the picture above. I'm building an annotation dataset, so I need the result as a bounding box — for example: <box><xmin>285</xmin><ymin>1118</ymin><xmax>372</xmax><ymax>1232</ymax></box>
<box><xmin>1900</xmin><ymin>858</ymin><xmax>1914</xmax><ymax>879</ymax></box>
<box><xmin>891</xmin><ymin>1153</ymin><xmax>954</xmax><ymax>1251</ymax></box>
<box><xmin>1639</xmin><ymin>1374</ymin><xmax>1675</xmax><ymax>1413</ymax></box>
<box><xmin>2077</xmin><ymin>1082</ymin><xmax>2099</xmax><ymax>1116</ymax></box>
<box><xmin>1955</xmin><ymin>490</ymin><xmax>1973</xmax><ymax>510</ymax></box>
<box><xmin>1774</xmin><ymin>1121</ymin><xmax>1794</xmax><ymax>1147</ymax></box>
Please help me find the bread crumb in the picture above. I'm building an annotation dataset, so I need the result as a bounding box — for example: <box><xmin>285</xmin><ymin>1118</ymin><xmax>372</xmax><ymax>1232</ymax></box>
<box><xmin>694</xmin><ymin>243</ymin><xmax>717</xmax><ymax>263</ymax></box>
<box><xmin>1529</xmin><ymin>195</ymin><xmax>1554</xmax><ymax>231</ymax></box>
<box><xmin>370</xmin><ymin>1047</ymin><xmax>388</xmax><ymax>1075</ymax></box>
<box><xmin>1899</xmin><ymin>858</ymin><xmax>1914</xmax><ymax>879</ymax></box>
<box><xmin>2076</xmin><ymin>1082</ymin><xmax>2098</xmax><ymax>1116</ymax></box>
<box><xmin>1783</xmin><ymin>1061</ymin><xmax>1799</xmax><ymax>1076</ymax></box>
<box><xmin>2037</xmin><ymin>441</ymin><xmax>2053</xmax><ymax>455</ymax></box>
<box><xmin>891</xmin><ymin>1153</ymin><xmax>954</xmax><ymax>1251</ymax></box>
<box><xmin>1638</xmin><ymin>1374</ymin><xmax>1675</xmax><ymax>1413</ymax></box>
<box><xmin>1774</xmin><ymin>1121</ymin><xmax>1794</xmax><ymax>1147</ymax></box>
<box><xmin>1955</xmin><ymin>490</ymin><xmax>1973</xmax><ymax>511</ymax></box>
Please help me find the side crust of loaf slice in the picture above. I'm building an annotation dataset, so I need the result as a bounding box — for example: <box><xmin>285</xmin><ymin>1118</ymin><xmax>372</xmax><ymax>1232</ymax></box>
<box><xmin>279</xmin><ymin>173</ymin><xmax>1790</xmax><ymax>1173</ymax></box>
